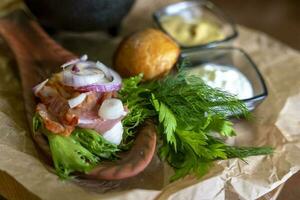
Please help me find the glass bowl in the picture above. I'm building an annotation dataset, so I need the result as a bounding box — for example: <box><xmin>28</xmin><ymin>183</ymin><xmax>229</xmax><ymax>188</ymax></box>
<box><xmin>153</xmin><ymin>0</ymin><xmax>238</xmax><ymax>50</ymax></box>
<box><xmin>180</xmin><ymin>47</ymin><xmax>268</xmax><ymax>111</ymax></box>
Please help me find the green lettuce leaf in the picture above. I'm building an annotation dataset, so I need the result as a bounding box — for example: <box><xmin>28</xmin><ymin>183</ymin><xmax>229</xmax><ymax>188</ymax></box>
<box><xmin>33</xmin><ymin>115</ymin><xmax>119</xmax><ymax>179</ymax></box>
<box><xmin>48</xmin><ymin>134</ymin><xmax>98</xmax><ymax>179</ymax></box>
<box><xmin>71</xmin><ymin>128</ymin><xmax>119</xmax><ymax>159</ymax></box>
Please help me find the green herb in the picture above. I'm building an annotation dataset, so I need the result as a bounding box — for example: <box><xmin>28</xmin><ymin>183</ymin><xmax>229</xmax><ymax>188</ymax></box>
<box><xmin>154</xmin><ymin>71</ymin><xmax>250</xmax><ymax>122</ymax></box>
<box><xmin>225</xmin><ymin>146</ymin><xmax>274</xmax><ymax>158</ymax></box>
<box><xmin>48</xmin><ymin>134</ymin><xmax>98</xmax><ymax>179</ymax></box>
<box><xmin>119</xmin><ymin>70</ymin><xmax>273</xmax><ymax>181</ymax></box>
<box><xmin>33</xmin><ymin>115</ymin><xmax>119</xmax><ymax>179</ymax></box>
<box><xmin>32</xmin><ymin>114</ymin><xmax>42</xmax><ymax>133</ymax></box>
<box><xmin>71</xmin><ymin>128</ymin><xmax>119</xmax><ymax>159</ymax></box>
<box><xmin>118</xmin><ymin>74</ymin><xmax>156</xmax><ymax>149</ymax></box>
<box><xmin>33</xmin><ymin>66</ymin><xmax>273</xmax><ymax>181</ymax></box>
<box><xmin>151</xmin><ymin>94</ymin><xmax>177</xmax><ymax>150</ymax></box>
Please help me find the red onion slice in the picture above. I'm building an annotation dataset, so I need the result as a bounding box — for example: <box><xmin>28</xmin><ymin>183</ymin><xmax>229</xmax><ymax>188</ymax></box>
<box><xmin>62</xmin><ymin>61</ymin><xmax>107</xmax><ymax>87</ymax></box>
<box><xmin>32</xmin><ymin>79</ymin><xmax>49</xmax><ymax>96</ymax></box>
<box><xmin>75</xmin><ymin>69</ymin><xmax>122</xmax><ymax>93</ymax></box>
<box><xmin>63</xmin><ymin>70</ymin><xmax>105</xmax><ymax>87</ymax></box>
<box><xmin>98</xmin><ymin>98</ymin><xmax>126</xmax><ymax>120</ymax></box>
<box><xmin>96</xmin><ymin>61</ymin><xmax>112</xmax><ymax>80</ymax></box>
<box><xmin>61</xmin><ymin>54</ymin><xmax>87</xmax><ymax>69</ymax></box>
<box><xmin>60</xmin><ymin>56</ymin><xmax>122</xmax><ymax>92</ymax></box>
<box><xmin>68</xmin><ymin>93</ymin><xmax>87</xmax><ymax>108</ymax></box>
<box><xmin>103</xmin><ymin>122</ymin><xmax>123</xmax><ymax>145</ymax></box>
<box><xmin>72</xmin><ymin>65</ymin><xmax>80</xmax><ymax>73</ymax></box>
<box><xmin>78</xmin><ymin>118</ymin><xmax>98</xmax><ymax>125</ymax></box>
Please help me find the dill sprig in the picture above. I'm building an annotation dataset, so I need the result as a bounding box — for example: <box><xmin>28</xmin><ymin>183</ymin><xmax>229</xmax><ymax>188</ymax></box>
<box><xmin>156</xmin><ymin>71</ymin><xmax>250</xmax><ymax>118</ymax></box>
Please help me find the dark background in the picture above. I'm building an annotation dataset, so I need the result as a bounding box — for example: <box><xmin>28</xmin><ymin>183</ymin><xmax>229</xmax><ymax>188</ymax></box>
<box><xmin>211</xmin><ymin>0</ymin><xmax>300</xmax><ymax>50</ymax></box>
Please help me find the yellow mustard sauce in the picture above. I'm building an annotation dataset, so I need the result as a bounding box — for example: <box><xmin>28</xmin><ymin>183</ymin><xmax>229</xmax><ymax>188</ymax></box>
<box><xmin>160</xmin><ymin>15</ymin><xmax>225</xmax><ymax>46</ymax></box>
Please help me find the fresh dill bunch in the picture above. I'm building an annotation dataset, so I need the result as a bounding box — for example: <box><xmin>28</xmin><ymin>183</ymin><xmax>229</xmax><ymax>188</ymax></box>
<box><xmin>118</xmin><ymin>71</ymin><xmax>273</xmax><ymax>181</ymax></box>
<box><xmin>154</xmin><ymin>71</ymin><xmax>250</xmax><ymax>120</ymax></box>
<box><xmin>176</xmin><ymin>56</ymin><xmax>192</xmax><ymax>70</ymax></box>
<box><xmin>148</xmin><ymin>71</ymin><xmax>250</xmax><ymax>143</ymax></box>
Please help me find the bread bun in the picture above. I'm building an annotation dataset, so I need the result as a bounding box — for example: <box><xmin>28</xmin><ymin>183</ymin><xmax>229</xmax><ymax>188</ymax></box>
<box><xmin>113</xmin><ymin>28</ymin><xmax>180</xmax><ymax>80</ymax></box>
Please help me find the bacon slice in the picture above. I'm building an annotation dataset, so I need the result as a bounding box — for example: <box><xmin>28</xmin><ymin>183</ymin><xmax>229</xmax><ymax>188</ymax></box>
<box><xmin>37</xmin><ymin>85</ymin><xmax>78</xmax><ymax>126</ymax></box>
<box><xmin>36</xmin><ymin>103</ymin><xmax>74</xmax><ymax>136</ymax></box>
<box><xmin>77</xmin><ymin>115</ymin><xmax>124</xmax><ymax>134</ymax></box>
<box><xmin>35</xmin><ymin>82</ymin><xmax>125</xmax><ymax>136</ymax></box>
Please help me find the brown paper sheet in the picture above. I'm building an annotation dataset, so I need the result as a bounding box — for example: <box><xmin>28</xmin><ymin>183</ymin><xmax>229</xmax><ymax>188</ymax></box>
<box><xmin>1</xmin><ymin>0</ymin><xmax>300</xmax><ymax>199</ymax></box>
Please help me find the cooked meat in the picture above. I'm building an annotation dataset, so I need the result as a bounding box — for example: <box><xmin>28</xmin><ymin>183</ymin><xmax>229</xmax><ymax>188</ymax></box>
<box><xmin>36</xmin><ymin>103</ymin><xmax>74</xmax><ymax>136</ymax></box>
<box><xmin>78</xmin><ymin>115</ymin><xmax>124</xmax><ymax>134</ymax></box>
<box><xmin>36</xmin><ymin>81</ymin><xmax>124</xmax><ymax>136</ymax></box>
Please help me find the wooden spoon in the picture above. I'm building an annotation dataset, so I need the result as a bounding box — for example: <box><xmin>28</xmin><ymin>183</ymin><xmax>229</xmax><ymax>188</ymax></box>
<box><xmin>0</xmin><ymin>10</ymin><xmax>157</xmax><ymax>180</ymax></box>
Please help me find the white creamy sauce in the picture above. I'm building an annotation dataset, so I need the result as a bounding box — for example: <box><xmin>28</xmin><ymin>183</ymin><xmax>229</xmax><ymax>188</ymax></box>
<box><xmin>187</xmin><ymin>63</ymin><xmax>253</xmax><ymax>99</ymax></box>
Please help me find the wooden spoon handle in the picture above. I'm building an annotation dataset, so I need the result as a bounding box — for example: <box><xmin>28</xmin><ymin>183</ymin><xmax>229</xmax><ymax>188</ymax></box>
<box><xmin>0</xmin><ymin>9</ymin><xmax>77</xmax><ymax>166</ymax></box>
<box><xmin>0</xmin><ymin>10</ymin><xmax>76</xmax><ymax>123</ymax></box>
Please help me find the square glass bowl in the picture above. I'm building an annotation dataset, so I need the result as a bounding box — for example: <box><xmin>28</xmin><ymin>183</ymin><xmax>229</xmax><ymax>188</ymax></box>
<box><xmin>180</xmin><ymin>47</ymin><xmax>268</xmax><ymax>111</ymax></box>
<box><xmin>153</xmin><ymin>0</ymin><xmax>238</xmax><ymax>50</ymax></box>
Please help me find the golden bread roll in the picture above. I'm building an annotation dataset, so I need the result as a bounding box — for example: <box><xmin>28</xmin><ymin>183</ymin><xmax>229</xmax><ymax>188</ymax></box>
<box><xmin>113</xmin><ymin>28</ymin><xmax>180</xmax><ymax>80</ymax></box>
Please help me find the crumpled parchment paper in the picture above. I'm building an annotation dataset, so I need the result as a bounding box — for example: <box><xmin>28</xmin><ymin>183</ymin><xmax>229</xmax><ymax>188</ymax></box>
<box><xmin>0</xmin><ymin>0</ymin><xmax>300</xmax><ymax>199</ymax></box>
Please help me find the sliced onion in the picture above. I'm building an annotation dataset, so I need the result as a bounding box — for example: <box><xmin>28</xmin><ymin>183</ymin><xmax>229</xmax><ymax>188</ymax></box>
<box><xmin>76</xmin><ymin>69</ymin><xmax>122</xmax><ymax>92</ymax></box>
<box><xmin>61</xmin><ymin>54</ymin><xmax>88</xmax><ymax>69</ymax></box>
<box><xmin>33</xmin><ymin>79</ymin><xmax>49</xmax><ymax>96</ymax></box>
<box><xmin>80</xmin><ymin>54</ymin><xmax>88</xmax><ymax>61</ymax></box>
<box><xmin>61</xmin><ymin>58</ymin><xmax>80</xmax><ymax>69</ymax></box>
<box><xmin>102</xmin><ymin>122</ymin><xmax>123</xmax><ymax>145</ymax></box>
<box><xmin>63</xmin><ymin>70</ymin><xmax>105</xmax><ymax>87</ymax></box>
<box><xmin>68</xmin><ymin>93</ymin><xmax>87</xmax><ymax>108</ymax></box>
<box><xmin>62</xmin><ymin>61</ymin><xmax>107</xmax><ymax>87</ymax></box>
<box><xmin>60</xmin><ymin>56</ymin><xmax>122</xmax><ymax>92</ymax></box>
<box><xmin>78</xmin><ymin>118</ymin><xmax>97</xmax><ymax>125</ymax></box>
<box><xmin>98</xmin><ymin>98</ymin><xmax>126</xmax><ymax>120</ymax></box>
<box><xmin>96</xmin><ymin>61</ymin><xmax>112</xmax><ymax>80</ymax></box>
<box><xmin>38</xmin><ymin>85</ymin><xmax>58</xmax><ymax>98</ymax></box>
<box><xmin>72</xmin><ymin>65</ymin><xmax>80</xmax><ymax>73</ymax></box>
